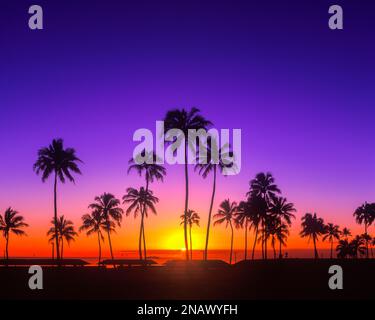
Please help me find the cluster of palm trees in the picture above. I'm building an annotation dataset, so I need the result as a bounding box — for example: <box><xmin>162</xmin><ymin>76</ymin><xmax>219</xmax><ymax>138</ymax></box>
<box><xmin>1</xmin><ymin>108</ymin><xmax>375</xmax><ymax>263</ymax></box>
<box><xmin>210</xmin><ymin>172</ymin><xmax>296</xmax><ymax>264</ymax></box>
<box><xmin>299</xmin><ymin>203</ymin><xmax>375</xmax><ymax>259</ymax></box>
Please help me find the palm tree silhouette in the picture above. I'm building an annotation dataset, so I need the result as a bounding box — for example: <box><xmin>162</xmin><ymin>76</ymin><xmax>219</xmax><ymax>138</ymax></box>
<box><xmin>33</xmin><ymin>138</ymin><xmax>82</xmax><ymax>260</ymax></box>
<box><xmin>323</xmin><ymin>223</ymin><xmax>341</xmax><ymax>258</ymax></box>
<box><xmin>274</xmin><ymin>219</ymin><xmax>289</xmax><ymax>259</ymax></box>
<box><xmin>213</xmin><ymin>199</ymin><xmax>237</xmax><ymax>264</ymax></box>
<box><xmin>350</xmin><ymin>235</ymin><xmax>367</xmax><ymax>258</ymax></box>
<box><xmin>128</xmin><ymin>150</ymin><xmax>165</xmax><ymax>260</ymax></box>
<box><xmin>88</xmin><ymin>193</ymin><xmax>123</xmax><ymax>261</ymax></box>
<box><xmin>336</xmin><ymin>239</ymin><xmax>351</xmax><ymax>259</ymax></box>
<box><xmin>0</xmin><ymin>208</ymin><xmax>28</xmax><ymax>260</ymax></box>
<box><xmin>235</xmin><ymin>200</ymin><xmax>252</xmax><ymax>260</ymax></box>
<box><xmin>180</xmin><ymin>210</ymin><xmax>200</xmax><ymax>260</ymax></box>
<box><xmin>342</xmin><ymin>227</ymin><xmax>352</xmax><ymax>240</ymax></box>
<box><xmin>247</xmin><ymin>172</ymin><xmax>281</xmax><ymax>259</ymax></box>
<box><xmin>353</xmin><ymin>202</ymin><xmax>375</xmax><ymax>258</ymax></box>
<box><xmin>300</xmin><ymin>213</ymin><xmax>325</xmax><ymax>259</ymax></box>
<box><xmin>164</xmin><ymin>107</ymin><xmax>211</xmax><ymax>260</ymax></box>
<box><xmin>47</xmin><ymin>215</ymin><xmax>77</xmax><ymax>259</ymax></box>
<box><xmin>79</xmin><ymin>210</ymin><xmax>112</xmax><ymax>263</ymax></box>
<box><xmin>247</xmin><ymin>195</ymin><xmax>267</xmax><ymax>260</ymax></box>
<box><xmin>195</xmin><ymin>138</ymin><xmax>235</xmax><ymax>260</ymax></box>
<box><xmin>123</xmin><ymin>187</ymin><xmax>159</xmax><ymax>260</ymax></box>
<box><xmin>360</xmin><ymin>233</ymin><xmax>372</xmax><ymax>259</ymax></box>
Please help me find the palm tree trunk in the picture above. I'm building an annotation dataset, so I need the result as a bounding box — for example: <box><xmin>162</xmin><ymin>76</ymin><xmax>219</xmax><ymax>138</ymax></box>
<box><xmin>138</xmin><ymin>214</ymin><xmax>144</xmax><ymax>260</ymax></box>
<box><xmin>53</xmin><ymin>172</ymin><xmax>60</xmax><ymax>260</ymax></box>
<box><xmin>204</xmin><ymin>165</ymin><xmax>216</xmax><ymax>261</ymax></box>
<box><xmin>5</xmin><ymin>233</ymin><xmax>9</xmax><ymax>260</ymax></box>
<box><xmin>264</xmin><ymin>232</ymin><xmax>268</xmax><ymax>260</ymax></box>
<box><xmin>106</xmin><ymin>219</ymin><xmax>115</xmax><ymax>267</ymax></box>
<box><xmin>330</xmin><ymin>239</ymin><xmax>333</xmax><ymax>259</ymax></box>
<box><xmin>61</xmin><ymin>238</ymin><xmax>64</xmax><ymax>260</ymax></box>
<box><xmin>229</xmin><ymin>221</ymin><xmax>234</xmax><ymax>264</ymax></box>
<box><xmin>272</xmin><ymin>240</ymin><xmax>276</xmax><ymax>259</ymax></box>
<box><xmin>142</xmin><ymin>220</ymin><xmax>147</xmax><ymax>260</ymax></box>
<box><xmin>365</xmin><ymin>224</ymin><xmax>369</xmax><ymax>258</ymax></box>
<box><xmin>142</xmin><ymin>179</ymin><xmax>149</xmax><ymax>261</ymax></box>
<box><xmin>261</xmin><ymin>219</ymin><xmax>264</xmax><ymax>259</ymax></box>
<box><xmin>252</xmin><ymin>225</ymin><xmax>258</xmax><ymax>260</ymax></box>
<box><xmin>279</xmin><ymin>239</ymin><xmax>282</xmax><ymax>259</ymax></box>
<box><xmin>244</xmin><ymin>219</ymin><xmax>248</xmax><ymax>260</ymax></box>
<box><xmin>313</xmin><ymin>235</ymin><xmax>318</xmax><ymax>259</ymax></box>
<box><xmin>51</xmin><ymin>243</ymin><xmax>54</xmax><ymax>260</ymax></box>
<box><xmin>189</xmin><ymin>224</ymin><xmax>193</xmax><ymax>260</ymax></box>
<box><xmin>183</xmin><ymin>146</ymin><xmax>189</xmax><ymax>260</ymax></box>
<box><xmin>97</xmin><ymin>231</ymin><xmax>102</xmax><ymax>264</ymax></box>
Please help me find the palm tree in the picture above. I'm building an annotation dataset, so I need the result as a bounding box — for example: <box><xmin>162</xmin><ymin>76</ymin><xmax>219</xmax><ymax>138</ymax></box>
<box><xmin>47</xmin><ymin>215</ymin><xmax>77</xmax><ymax>259</ymax></box>
<box><xmin>0</xmin><ymin>208</ymin><xmax>28</xmax><ymax>259</ymax></box>
<box><xmin>247</xmin><ymin>195</ymin><xmax>267</xmax><ymax>260</ymax></box>
<box><xmin>360</xmin><ymin>233</ymin><xmax>372</xmax><ymax>258</ymax></box>
<box><xmin>336</xmin><ymin>239</ymin><xmax>351</xmax><ymax>259</ymax></box>
<box><xmin>33</xmin><ymin>138</ymin><xmax>82</xmax><ymax>260</ymax></box>
<box><xmin>195</xmin><ymin>138</ymin><xmax>236</xmax><ymax>260</ymax></box>
<box><xmin>123</xmin><ymin>187</ymin><xmax>159</xmax><ymax>260</ymax></box>
<box><xmin>88</xmin><ymin>193</ymin><xmax>123</xmax><ymax>261</ymax></box>
<box><xmin>350</xmin><ymin>235</ymin><xmax>367</xmax><ymax>258</ymax></box>
<box><xmin>235</xmin><ymin>200</ymin><xmax>251</xmax><ymax>260</ymax></box>
<box><xmin>247</xmin><ymin>172</ymin><xmax>281</xmax><ymax>259</ymax></box>
<box><xmin>180</xmin><ymin>210</ymin><xmax>200</xmax><ymax>260</ymax></box>
<box><xmin>269</xmin><ymin>196</ymin><xmax>296</xmax><ymax>226</ymax></box>
<box><xmin>342</xmin><ymin>227</ymin><xmax>352</xmax><ymax>240</ymax></box>
<box><xmin>164</xmin><ymin>107</ymin><xmax>212</xmax><ymax>259</ymax></box>
<box><xmin>213</xmin><ymin>199</ymin><xmax>237</xmax><ymax>264</ymax></box>
<box><xmin>300</xmin><ymin>213</ymin><xmax>325</xmax><ymax>259</ymax></box>
<box><xmin>274</xmin><ymin>219</ymin><xmax>289</xmax><ymax>259</ymax></box>
<box><xmin>353</xmin><ymin>202</ymin><xmax>375</xmax><ymax>258</ymax></box>
<box><xmin>79</xmin><ymin>210</ymin><xmax>112</xmax><ymax>263</ymax></box>
<box><xmin>128</xmin><ymin>150</ymin><xmax>166</xmax><ymax>260</ymax></box>
<box><xmin>323</xmin><ymin>223</ymin><xmax>341</xmax><ymax>258</ymax></box>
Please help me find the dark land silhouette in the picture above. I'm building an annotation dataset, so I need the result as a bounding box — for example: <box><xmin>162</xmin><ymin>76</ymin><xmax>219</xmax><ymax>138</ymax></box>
<box><xmin>1</xmin><ymin>259</ymin><xmax>374</xmax><ymax>300</ymax></box>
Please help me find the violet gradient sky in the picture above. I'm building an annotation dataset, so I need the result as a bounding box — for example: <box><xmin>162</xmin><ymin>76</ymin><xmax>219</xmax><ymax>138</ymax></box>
<box><xmin>0</xmin><ymin>0</ymin><xmax>374</xmax><ymax>255</ymax></box>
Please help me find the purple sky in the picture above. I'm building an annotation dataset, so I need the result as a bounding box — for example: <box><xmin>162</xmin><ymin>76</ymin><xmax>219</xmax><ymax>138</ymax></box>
<box><xmin>1</xmin><ymin>0</ymin><xmax>375</xmax><ymax>254</ymax></box>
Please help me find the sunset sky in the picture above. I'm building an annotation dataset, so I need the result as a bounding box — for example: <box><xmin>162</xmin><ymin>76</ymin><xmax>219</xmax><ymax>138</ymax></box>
<box><xmin>1</xmin><ymin>0</ymin><xmax>374</xmax><ymax>257</ymax></box>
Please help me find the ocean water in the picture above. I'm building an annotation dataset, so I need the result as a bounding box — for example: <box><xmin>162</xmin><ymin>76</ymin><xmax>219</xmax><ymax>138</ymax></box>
<box><xmin>60</xmin><ymin>248</ymin><xmax>334</xmax><ymax>265</ymax></box>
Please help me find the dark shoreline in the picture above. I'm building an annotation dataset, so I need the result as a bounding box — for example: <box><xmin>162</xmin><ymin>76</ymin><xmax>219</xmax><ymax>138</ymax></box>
<box><xmin>1</xmin><ymin>259</ymin><xmax>374</xmax><ymax>300</ymax></box>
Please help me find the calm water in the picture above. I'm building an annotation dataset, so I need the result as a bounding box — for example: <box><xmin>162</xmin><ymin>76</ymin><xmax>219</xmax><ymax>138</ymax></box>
<box><xmin>32</xmin><ymin>249</ymin><xmax>334</xmax><ymax>265</ymax></box>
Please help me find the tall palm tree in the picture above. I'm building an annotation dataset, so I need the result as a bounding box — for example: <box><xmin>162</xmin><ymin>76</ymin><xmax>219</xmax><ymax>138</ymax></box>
<box><xmin>353</xmin><ymin>202</ymin><xmax>375</xmax><ymax>258</ymax></box>
<box><xmin>247</xmin><ymin>172</ymin><xmax>281</xmax><ymax>259</ymax></box>
<box><xmin>123</xmin><ymin>187</ymin><xmax>159</xmax><ymax>260</ymax></box>
<box><xmin>88</xmin><ymin>193</ymin><xmax>123</xmax><ymax>261</ymax></box>
<box><xmin>360</xmin><ymin>233</ymin><xmax>372</xmax><ymax>258</ymax></box>
<box><xmin>300</xmin><ymin>213</ymin><xmax>325</xmax><ymax>259</ymax></box>
<box><xmin>195</xmin><ymin>138</ymin><xmax>235</xmax><ymax>260</ymax></box>
<box><xmin>0</xmin><ymin>208</ymin><xmax>28</xmax><ymax>260</ymax></box>
<box><xmin>47</xmin><ymin>215</ymin><xmax>77</xmax><ymax>259</ymax></box>
<box><xmin>235</xmin><ymin>200</ymin><xmax>251</xmax><ymax>260</ymax></box>
<box><xmin>213</xmin><ymin>199</ymin><xmax>237</xmax><ymax>264</ymax></box>
<box><xmin>323</xmin><ymin>223</ymin><xmax>341</xmax><ymax>259</ymax></box>
<box><xmin>274</xmin><ymin>219</ymin><xmax>289</xmax><ymax>259</ymax></box>
<box><xmin>180</xmin><ymin>210</ymin><xmax>200</xmax><ymax>260</ymax></box>
<box><xmin>342</xmin><ymin>227</ymin><xmax>352</xmax><ymax>240</ymax></box>
<box><xmin>33</xmin><ymin>138</ymin><xmax>82</xmax><ymax>260</ymax></box>
<box><xmin>128</xmin><ymin>150</ymin><xmax>166</xmax><ymax>260</ymax></box>
<box><xmin>247</xmin><ymin>195</ymin><xmax>267</xmax><ymax>260</ymax></box>
<box><xmin>164</xmin><ymin>107</ymin><xmax>211</xmax><ymax>259</ymax></box>
<box><xmin>79</xmin><ymin>210</ymin><xmax>112</xmax><ymax>263</ymax></box>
